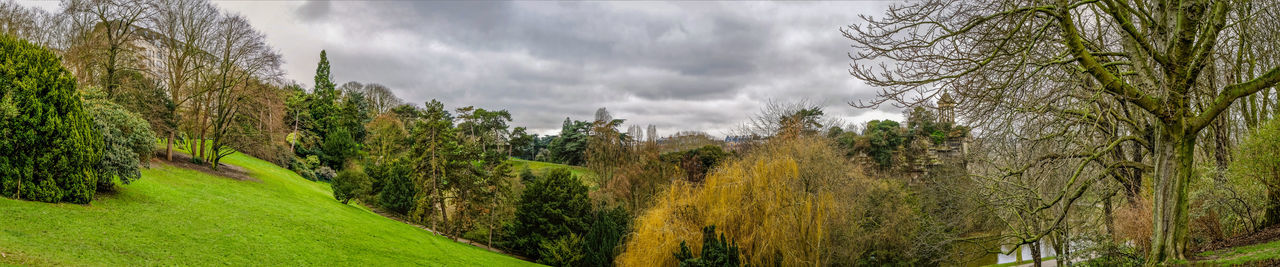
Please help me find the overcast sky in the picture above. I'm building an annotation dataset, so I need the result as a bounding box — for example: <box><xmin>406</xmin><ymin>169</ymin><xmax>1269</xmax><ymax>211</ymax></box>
<box><xmin>24</xmin><ymin>0</ymin><xmax>903</xmax><ymax>137</ymax></box>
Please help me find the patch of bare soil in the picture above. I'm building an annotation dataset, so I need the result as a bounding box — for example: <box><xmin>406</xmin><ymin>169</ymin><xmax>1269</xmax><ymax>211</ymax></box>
<box><xmin>151</xmin><ymin>150</ymin><xmax>258</xmax><ymax>182</ymax></box>
<box><xmin>1195</xmin><ymin>225</ymin><xmax>1280</xmax><ymax>256</ymax></box>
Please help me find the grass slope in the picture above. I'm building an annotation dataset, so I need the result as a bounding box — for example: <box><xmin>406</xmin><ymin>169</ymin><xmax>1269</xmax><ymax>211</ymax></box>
<box><xmin>507</xmin><ymin>158</ymin><xmax>597</xmax><ymax>188</ymax></box>
<box><xmin>0</xmin><ymin>152</ymin><xmax>536</xmax><ymax>266</ymax></box>
<box><xmin>1197</xmin><ymin>239</ymin><xmax>1280</xmax><ymax>265</ymax></box>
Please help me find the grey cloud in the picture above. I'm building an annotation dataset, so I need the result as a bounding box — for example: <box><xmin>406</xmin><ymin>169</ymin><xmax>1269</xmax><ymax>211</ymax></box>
<box><xmin>249</xmin><ymin>1</ymin><xmax>899</xmax><ymax>136</ymax></box>
<box><xmin>295</xmin><ymin>0</ymin><xmax>331</xmax><ymax>21</ymax></box>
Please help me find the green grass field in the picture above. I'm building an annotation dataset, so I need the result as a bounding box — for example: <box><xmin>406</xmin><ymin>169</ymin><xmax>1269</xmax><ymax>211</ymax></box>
<box><xmin>0</xmin><ymin>152</ymin><xmax>537</xmax><ymax>266</ymax></box>
<box><xmin>507</xmin><ymin>158</ymin><xmax>598</xmax><ymax>188</ymax></box>
<box><xmin>1196</xmin><ymin>238</ymin><xmax>1280</xmax><ymax>265</ymax></box>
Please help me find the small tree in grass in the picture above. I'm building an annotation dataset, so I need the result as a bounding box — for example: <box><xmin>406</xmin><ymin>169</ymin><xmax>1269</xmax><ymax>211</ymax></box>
<box><xmin>332</xmin><ymin>162</ymin><xmax>371</xmax><ymax>204</ymax></box>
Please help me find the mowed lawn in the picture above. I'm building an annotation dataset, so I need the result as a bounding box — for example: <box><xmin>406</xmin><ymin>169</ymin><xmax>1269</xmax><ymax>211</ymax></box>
<box><xmin>507</xmin><ymin>158</ymin><xmax>597</xmax><ymax>188</ymax></box>
<box><xmin>0</xmin><ymin>152</ymin><xmax>537</xmax><ymax>266</ymax></box>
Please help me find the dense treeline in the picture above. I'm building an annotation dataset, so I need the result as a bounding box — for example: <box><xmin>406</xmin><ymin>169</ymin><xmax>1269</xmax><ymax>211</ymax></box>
<box><xmin>1</xmin><ymin>0</ymin><xmax>290</xmax><ymax>204</ymax></box>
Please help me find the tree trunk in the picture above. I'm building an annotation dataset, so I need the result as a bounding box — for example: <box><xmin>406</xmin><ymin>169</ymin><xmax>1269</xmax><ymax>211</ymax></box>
<box><xmin>167</xmin><ymin>132</ymin><xmax>175</xmax><ymax>161</ymax></box>
<box><xmin>1149</xmin><ymin>126</ymin><xmax>1195</xmax><ymax>265</ymax></box>
<box><xmin>1267</xmin><ymin>180</ymin><xmax>1280</xmax><ymax>227</ymax></box>
<box><xmin>1104</xmin><ymin>194</ymin><xmax>1116</xmax><ymax>256</ymax></box>
<box><xmin>1030</xmin><ymin>240</ymin><xmax>1042</xmax><ymax>267</ymax></box>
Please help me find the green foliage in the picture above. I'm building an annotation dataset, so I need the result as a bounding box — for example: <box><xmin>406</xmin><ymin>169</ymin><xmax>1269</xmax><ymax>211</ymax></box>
<box><xmin>865</xmin><ymin>120</ymin><xmax>904</xmax><ymax>168</ymax></box>
<box><xmin>512</xmin><ymin>168</ymin><xmax>592</xmax><ymax>260</ymax></box>
<box><xmin>0</xmin><ymin>35</ymin><xmax>103</xmax><ymax>203</ymax></box>
<box><xmin>519</xmin><ymin>167</ymin><xmax>539</xmax><ymax>186</ymax></box>
<box><xmin>322</xmin><ymin>127</ymin><xmax>359</xmax><ymax>169</ymax></box>
<box><xmin>336</xmin><ymin>90</ymin><xmax>372</xmax><ymax>144</ymax></box>
<box><xmin>372</xmin><ymin>159</ymin><xmax>416</xmax><ymax>214</ymax></box>
<box><xmin>548</xmin><ymin>118</ymin><xmax>591</xmax><ymax>165</ymax></box>
<box><xmin>582</xmin><ymin>205</ymin><xmax>631</xmax><ymax>267</ymax></box>
<box><xmin>407</xmin><ymin>99</ymin><xmax>457</xmax><ymax>223</ymax></box>
<box><xmin>538</xmin><ymin>233</ymin><xmax>585</xmax><ymax>267</ymax></box>
<box><xmin>1231</xmin><ymin>118</ymin><xmax>1280</xmax><ymax>227</ymax></box>
<box><xmin>660</xmin><ymin>145</ymin><xmax>730</xmax><ymax>183</ymax></box>
<box><xmin>674</xmin><ymin>225</ymin><xmax>742</xmax><ymax>267</ymax></box>
<box><xmin>83</xmin><ymin>88</ymin><xmax>157</xmax><ymax>192</ymax></box>
<box><xmin>331</xmin><ymin>163</ymin><xmax>371</xmax><ymax>204</ymax></box>
<box><xmin>300</xmin><ymin>50</ymin><xmax>343</xmax><ymax>168</ymax></box>
<box><xmin>510</xmin><ymin>127</ymin><xmax>539</xmax><ymax>160</ymax></box>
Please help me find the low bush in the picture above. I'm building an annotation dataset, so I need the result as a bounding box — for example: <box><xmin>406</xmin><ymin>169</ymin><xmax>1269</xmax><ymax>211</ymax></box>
<box><xmin>316</xmin><ymin>166</ymin><xmax>337</xmax><ymax>182</ymax></box>
<box><xmin>331</xmin><ymin>163</ymin><xmax>371</xmax><ymax>204</ymax></box>
<box><xmin>83</xmin><ymin>88</ymin><xmax>157</xmax><ymax>192</ymax></box>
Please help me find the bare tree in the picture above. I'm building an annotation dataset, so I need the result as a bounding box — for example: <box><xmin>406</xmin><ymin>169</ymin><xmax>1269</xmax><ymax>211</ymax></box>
<box><xmin>63</xmin><ymin>0</ymin><xmax>150</xmax><ymax>97</ymax></box>
<box><xmin>205</xmin><ymin>13</ymin><xmax>282</xmax><ymax>168</ymax></box>
<box><xmin>845</xmin><ymin>0</ymin><xmax>1280</xmax><ymax>263</ymax></box>
<box><xmin>148</xmin><ymin>0</ymin><xmax>218</xmax><ymax>161</ymax></box>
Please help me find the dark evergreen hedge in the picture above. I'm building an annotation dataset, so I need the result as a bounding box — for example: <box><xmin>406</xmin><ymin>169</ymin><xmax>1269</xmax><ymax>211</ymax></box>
<box><xmin>0</xmin><ymin>35</ymin><xmax>103</xmax><ymax>203</ymax></box>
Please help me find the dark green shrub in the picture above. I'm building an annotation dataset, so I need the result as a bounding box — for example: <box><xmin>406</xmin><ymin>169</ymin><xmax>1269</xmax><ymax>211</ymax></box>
<box><xmin>0</xmin><ymin>35</ymin><xmax>103</xmax><ymax>203</ymax></box>
<box><xmin>865</xmin><ymin>120</ymin><xmax>904</xmax><ymax>168</ymax></box>
<box><xmin>511</xmin><ymin>168</ymin><xmax>591</xmax><ymax>261</ymax></box>
<box><xmin>376</xmin><ymin>159</ymin><xmax>416</xmax><ymax>214</ymax></box>
<box><xmin>582</xmin><ymin>205</ymin><xmax>630</xmax><ymax>267</ymax></box>
<box><xmin>519</xmin><ymin>167</ymin><xmax>538</xmax><ymax>186</ymax></box>
<box><xmin>322</xmin><ymin>127</ymin><xmax>359</xmax><ymax>169</ymax></box>
<box><xmin>674</xmin><ymin>225</ymin><xmax>742</xmax><ymax>267</ymax></box>
<box><xmin>331</xmin><ymin>163</ymin><xmax>370</xmax><ymax>204</ymax></box>
<box><xmin>539</xmin><ymin>233</ymin><xmax>585</xmax><ymax>267</ymax></box>
<box><xmin>84</xmin><ymin>88</ymin><xmax>157</xmax><ymax>192</ymax></box>
<box><xmin>298</xmin><ymin>169</ymin><xmax>317</xmax><ymax>181</ymax></box>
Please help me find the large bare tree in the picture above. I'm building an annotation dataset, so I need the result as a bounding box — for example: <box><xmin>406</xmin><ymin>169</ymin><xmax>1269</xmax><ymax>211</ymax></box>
<box><xmin>846</xmin><ymin>0</ymin><xmax>1280</xmax><ymax>263</ymax></box>
<box><xmin>148</xmin><ymin>0</ymin><xmax>217</xmax><ymax>161</ymax></box>
<box><xmin>63</xmin><ymin>0</ymin><xmax>150</xmax><ymax>97</ymax></box>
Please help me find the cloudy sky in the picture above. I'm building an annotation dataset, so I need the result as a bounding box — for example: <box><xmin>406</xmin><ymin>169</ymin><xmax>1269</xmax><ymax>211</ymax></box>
<box><xmin>25</xmin><ymin>0</ymin><xmax>903</xmax><ymax>137</ymax></box>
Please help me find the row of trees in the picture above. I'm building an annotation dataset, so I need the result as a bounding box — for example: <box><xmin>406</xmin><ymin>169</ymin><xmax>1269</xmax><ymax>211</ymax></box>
<box><xmin>2</xmin><ymin>0</ymin><xmax>283</xmax><ymax>204</ymax></box>
<box><xmin>2</xmin><ymin>0</ymin><xmax>291</xmax><ymax>170</ymax></box>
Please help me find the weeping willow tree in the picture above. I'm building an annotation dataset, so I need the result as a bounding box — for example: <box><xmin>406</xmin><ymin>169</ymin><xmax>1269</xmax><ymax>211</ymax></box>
<box><xmin>845</xmin><ymin>0</ymin><xmax>1280</xmax><ymax>263</ymax></box>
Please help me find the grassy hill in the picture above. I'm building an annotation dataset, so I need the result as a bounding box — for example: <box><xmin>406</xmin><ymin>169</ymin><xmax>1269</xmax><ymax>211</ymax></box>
<box><xmin>508</xmin><ymin>158</ymin><xmax>598</xmax><ymax>188</ymax></box>
<box><xmin>0</xmin><ymin>152</ymin><xmax>537</xmax><ymax>266</ymax></box>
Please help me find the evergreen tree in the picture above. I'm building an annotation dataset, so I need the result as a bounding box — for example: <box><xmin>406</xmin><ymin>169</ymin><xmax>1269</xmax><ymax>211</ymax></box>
<box><xmin>408</xmin><ymin>99</ymin><xmax>459</xmax><ymax>233</ymax></box>
<box><xmin>309</xmin><ymin>50</ymin><xmax>339</xmax><ymax>165</ymax></box>
<box><xmin>511</xmin><ymin>168</ymin><xmax>592</xmax><ymax>261</ymax></box>
<box><xmin>376</xmin><ymin>159</ymin><xmax>417</xmax><ymax>215</ymax></box>
<box><xmin>0</xmin><ymin>35</ymin><xmax>103</xmax><ymax>203</ymax></box>
<box><xmin>548</xmin><ymin>118</ymin><xmax>590</xmax><ymax>165</ymax></box>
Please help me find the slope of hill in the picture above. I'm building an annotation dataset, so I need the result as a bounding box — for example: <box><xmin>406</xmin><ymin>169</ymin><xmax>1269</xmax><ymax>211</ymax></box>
<box><xmin>508</xmin><ymin>158</ymin><xmax>598</xmax><ymax>188</ymax></box>
<box><xmin>0</xmin><ymin>152</ymin><xmax>537</xmax><ymax>266</ymax></box>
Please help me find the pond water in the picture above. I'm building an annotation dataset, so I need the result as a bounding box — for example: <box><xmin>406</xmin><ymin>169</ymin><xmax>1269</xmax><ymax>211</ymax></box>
<box><xmin>960</xmin><ymin>240</ymin><xmax>1060</xmax><ymax>266</ymax></box>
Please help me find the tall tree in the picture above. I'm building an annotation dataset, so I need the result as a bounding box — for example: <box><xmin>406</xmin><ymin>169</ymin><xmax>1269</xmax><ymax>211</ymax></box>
<box><xmin>409</xmin><ymin>99</ymin><xmax>458</xmax><ymax>236</ymax></box>
<box><xmin>63</xmin><ymin>0</ymin><xmax>149</xmax><ymax>98</ymax></box>
<box><xmin>845</xmin><ymin>1</ymin><xmax>1280</xmax><ymax>263</ymax></box>
<box><xmin>149</xmin><ymin>0</ymin><xmax>217</xmax><ymax>161</ymax></box>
